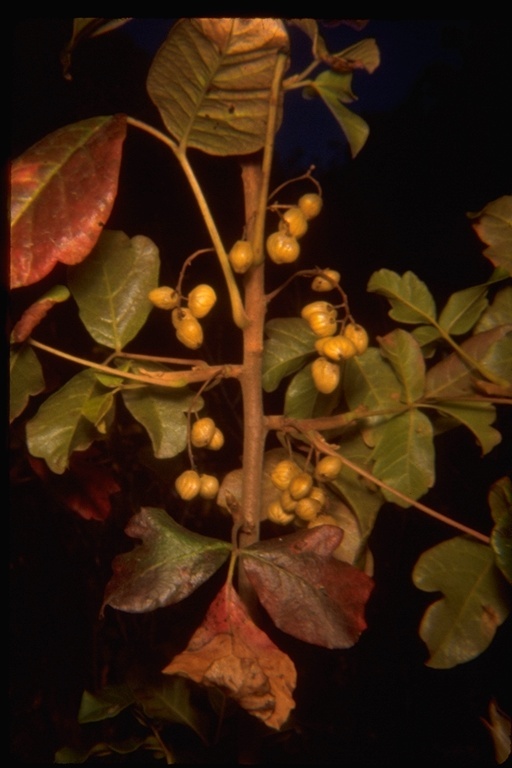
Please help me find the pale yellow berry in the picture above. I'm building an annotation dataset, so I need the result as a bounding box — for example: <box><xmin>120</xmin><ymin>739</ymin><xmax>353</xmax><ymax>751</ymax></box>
<box><xmin>229</xmin><ymin>240</ymin><xmax>254</xmax><ymax>274</ymax></box>
<box><xmin>309</xmin><ymin>485</ymin><xmax>328</xmax><ymax>509</ymax></box>
<box><xmin>320</xmin><ymin>334</ymin><xmax>357</xmax><ymax>361</ymax></box>
<box><xmin>307</xmin><ymin>311</ymin><xmax>338</xmax><ymax>338</ymax></box>
<box><xmin>311</xmin><ymin>269</ymin><xmax>341</xmax><ymax>292</ymax></box>
<box><xmin>295</xmin><ymin>497</ymin><xmax>322</xmax><ymax>522</ymax></box>
<box><xmin>280</xmin><ymin>206</ymin><xmax>308</xmax><ymax>239</ymax></box>
<box><xmin>266</xmin><ymin>231</ymin><xmax>300</xmax><ymax>264</ymax></box>
<box><xmin>343</xmin><ymin>323</ymin><xmax>369</xmax><ymax>355</ymax></box>
<box><xmin>301</xmin><ymin>301</ymin><xmax>335</xmax><ymax>321</ymax></box>
<box><xmin>175</xmin><ymin>317</ymin><xmax>203</xmax><ymax>349</ymax></box>
<box><xmin>171</xmin><ymin>307</ymin><xmax>193</xmax><ymax>329</ymax></box>
<box><xmin>270</xmin><ymin>459</ymin><xmax>301</xmax><ymax>491</ymax></box>
<box><xmin>288</xmin><ymin>471</ymin><xmax>314</xmax><ymax>501</ymax></box>
<box><xmin>315</xmin><ymin>455</ymin><xmax>343</xmax><ymax>482</ymax></box>
<box><xmin>298</xmin><ymin>193</ymin><xmax>323</xmax><ymax>220</ymax></box>
<box><xmin>191</xmin><ymin>417</ymin><xmax>216</xmax><ymax>448</ymax></box>
<box><xmin>311</xmin><ymin>357</ymin><xmax>341</xmax><ymax>394</ymax></box>
<box><xmin>199</xmin><ymin>474</ymin><xmax>219</xmax><ymax>500</ymax></box>
<box><xmin>148</xmin><ymin>286</ymin><xmax>179</xmax><ymax>310</ymax></box>
<box><xmin>175</xmin><ymin>470</ymin><xmax>201</xmax><ymax>501</ymax></box>
<box><xmin>266</xmin><ymin>501</ymin><xmax>295</xmax><ymax>525</ymax></box>
<box><xmin>206</xmin><ymin>427</ymin><xmax>224</xmax><ymax>451</ymax></box>
<box><xmin>188</xmin><ymin>284</ymin><xmax>217</xmax><ymax>319</ymax></box>
<box><xmin>280</xmin><ymin>489</ymin><xmax>298</xmax><ymax>513</ymax></box>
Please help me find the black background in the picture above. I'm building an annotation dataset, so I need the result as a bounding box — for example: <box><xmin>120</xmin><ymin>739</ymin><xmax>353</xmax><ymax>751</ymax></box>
<box><xmin>10</xmin><ymin>19</ymin><xmax>511</xmax><ymax>765</ymax></box>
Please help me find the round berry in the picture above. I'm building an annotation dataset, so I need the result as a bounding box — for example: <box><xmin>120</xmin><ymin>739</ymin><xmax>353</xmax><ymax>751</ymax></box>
<box><xmin>188</xmin><ymin>284</ymin><xmax>217</xmax><ymax>319</ymax></box>
<box><xmin>266</xmin><ymin>231</ymin><xmax>300</xmax><ymax>264</ymax></box>
<box><xmin>298</xmin><ymin>193</ymin><xmax>323</xmax><ymax>220</ymax></box>
<box><xmin>229</xmin><ymin>240</ymin><xmax>254</xmax><ymax>274</ymax></box>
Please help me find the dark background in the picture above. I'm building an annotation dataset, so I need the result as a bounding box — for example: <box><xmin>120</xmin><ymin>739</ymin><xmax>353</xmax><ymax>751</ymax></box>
<box><xmin>10</xmin><ymin>19</ymin><xmax>511</xmax><ymax>765</ymax></box>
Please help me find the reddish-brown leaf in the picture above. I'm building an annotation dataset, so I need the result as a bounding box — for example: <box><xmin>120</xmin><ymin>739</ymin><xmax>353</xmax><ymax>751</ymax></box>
<box><xmin>242</xmin><ymin>526</ymin><xmax>374</xmax><ymax>649</ymax></box>
<box><xmin>163</xmin><ymin>583</ymin><xmax>297</xmax><ymax>730</ymax></box>
<box><xmin>10</xmin><ymin>115</ymin><xmax>127</xmax><ymax>288</ymax></box>
<box><xmin>29</xmin><ymin>451</ymin><xmax>120</xmax><ymax>521</ymax></box>
<box><xmin>11</xmin><ymin>286</ymin><xmax>70</xmax><ymax>343</ymax></box>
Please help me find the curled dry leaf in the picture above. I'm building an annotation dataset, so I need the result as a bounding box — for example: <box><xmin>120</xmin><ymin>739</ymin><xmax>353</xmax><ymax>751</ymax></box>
<box><xmin>163</xmin><ymin>582</ymin><xmax>296</xmax><ymax>730</ymax></box>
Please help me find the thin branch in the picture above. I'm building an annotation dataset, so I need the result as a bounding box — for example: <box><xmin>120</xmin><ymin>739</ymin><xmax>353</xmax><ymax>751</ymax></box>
<box><xmin>29</xmin><ymin>338</ymin><xmax>242</xmax><ymax>388</ymax></box>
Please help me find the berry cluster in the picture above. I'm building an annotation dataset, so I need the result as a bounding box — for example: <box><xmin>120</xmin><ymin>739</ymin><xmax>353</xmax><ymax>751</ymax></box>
<box><xmin>301</xmin><ymin>299</ymin><xmax>369</xmax><ymax>394</ymax></box>
<box><xmin>266</xmin><ymin>193</ymin><xmax>323</xmax><ymax>265</ymax></box>
<box><xmin>148</xmin><ymin>284</ymin><xmax>217</xmax><ymax>350</ymax></box>
<box><xmin>266</xmin><ymin>455</ymin><xmax>342</xmax><ymax>526</ymax></box>
<box><xmin>174</xmin><ymin>417</ymin><xmax>224</xmax><ymax>503</ymax></box>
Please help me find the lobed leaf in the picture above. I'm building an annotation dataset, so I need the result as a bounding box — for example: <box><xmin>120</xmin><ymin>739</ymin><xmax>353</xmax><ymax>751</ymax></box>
<box><xmin>475</xmin><ymin>285</ymin><xmax>512</xmax><ymax>332</ymax></box>
<box><xmin>377</xmin><ymin>329</ymin><xmax>425</xmax><ymax>403</ymax></box>
<box><xmin>424</xmin><ymin>325</ymin><xmax>512</xmax><ymax>399</ymax></box>
<box><xmin>9</xmin><ymin>345</ymin><xmax>45</xmax><ymax>423</ymax></box>
<box><xmin>241</xmin><ymin>526</ymin><xmax>374</xmax><ymax>649</ymax></box>
<box><xmin>372</xmin><ymin>410</ymin><xmax>435</xmax><ymax>506</ymax></box>
<box><xmin>309</xmin><ymin>70</ymin><xmax>369</xmax><ymax>157</ymax></box>
<box><xmin>10</xmin><ymin>115</ymin><xmax>126</xmax><ymax>288</ymax></box>
<box><xmin>103</xmin><ymin>508</ymin><xmax>231</xmax><ymax>614</ymax></box>
<box><xmin>262</xmin><ymin>318</ymin><xmax>316</xmax><ymax>392</ymax></box>
<box><xmin>68</xmin><ymin>230</ymin><xmax>159</xmax><ymax>350</ymax></box>
<box><xmin>25</xmin><ymin>370</ymin><xmax>113</xmax><ymax>474</ymax></box>
<box><xmin>122</xmin><ymin>379</ymin><xmax>201</xmax><ymax>459</ymax></box>
<box><xmin>78</xmin><ymin>685</ymin><xmax>135</xmax><ymax>723</ymax></box>
<box><xmin>147</xmin><ymin>18</ymin><xmax>289</xmax><ymax>156</ymax></box>
<box><xmin>413</xmin><ymin>537</ymin><xmax>511</xmax><ymax>668</ymax></box>
<box><xmin>431</xmin><ymin>401</ymin><xmax>501</xmax><ymax>455</ymax></box>
<box><xmin>163</xmin><ymin>582</ymin><xmax>297</xmax><ymax>730</ymax></box>
<box><xmin>343</xmin><ymin>347</ymin><xmax>402</xmax><ymax>415</ymax></box>
<box><xmin>489</xmin><ymin>477</ymin><xmax>512</xmax><ymax>584</ymax></box>
<box><xmin>367</xmin><ymin>269</ymin><xmax>437</xmax><ymax>325</ymax></box>
<box><xmin>469</xmin><ymin>196</ymin><xmax>512</xmax><ymax>276</ymax></box>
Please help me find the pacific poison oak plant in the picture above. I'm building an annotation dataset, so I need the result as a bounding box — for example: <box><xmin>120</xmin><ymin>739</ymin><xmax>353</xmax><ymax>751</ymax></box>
<box><xmin>9</xmin><ymin>18</ymin><xmax>512</xmax><ymax>764</ymax></box>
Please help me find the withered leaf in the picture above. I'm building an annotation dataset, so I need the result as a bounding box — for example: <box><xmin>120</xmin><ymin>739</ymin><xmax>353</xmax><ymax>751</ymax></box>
<box><xmin>163</xmin><ymin>582</ymin><xmax>296</xmax><ymax>730</ymax></box>
<box><xmin>241</xmin><ymin>526</ymin><xmax>374</xmax><ymax>649</ymax></box>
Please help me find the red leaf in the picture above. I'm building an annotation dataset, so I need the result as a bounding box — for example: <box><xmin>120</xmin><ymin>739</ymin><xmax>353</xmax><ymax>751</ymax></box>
<box><xmin>163</xmin><ymin>583</ymin><xmax>297</xmax><ymax>730</ymax></box>
<box><xmin>242</xmin><ymin>526</ymin><xmax>374</xmax><ymax>649</ymax></box>
<box><xmin>29</xmin><ymin>451</ymin><xmax>120</xmax><ymax>521</ymax></box>
<box><xmin>10</xmin><ymin>115</ymin><xmax>127</xmax><ymax>288</ymax></box>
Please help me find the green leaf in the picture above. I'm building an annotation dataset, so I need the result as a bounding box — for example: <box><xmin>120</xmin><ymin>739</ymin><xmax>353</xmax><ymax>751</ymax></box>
<box><xmin>489</xmin><ymin>477</ymin><xmax>512</xmax><ymax>584</ymax></box>
<box><xmin>431</xmin><ymin>401</ymin><xmax>501</xmax><ymax>455</ymax></box>
<box><xmin>55</xmin><ymin>736</ymin><xmax>152</xmax><ymax>764</ymax></box>
<box><xmin>309</xmin><ymin>70</ymin><xmax>370</xmax><ymax>157</ymax></box>
<box><xmin>469</xmin><ymin>195</ymin><xmax>512</xmax><ymax>276</ymax></box>
<box><xmin>367</xmin><ymin>269</ymin><xmax>437</xmax><ymax>325</ymax></box>
<box><xmin>262</xmin><ymin>317</ymin><xmax>316</xmax><ymax>392</ymax></box>
<box><xmin>372</xmin><ymin>410</ymin><xmax>435</xmax><ymax>506</ymax></box>
<box><xmin>122</xmin><ymin>380</ymin><xmax>201</xmax><ymax>459</ymax></box>
<box><xmin>284</xmin><ymin>362</ymin><xmax>338</xmax><ymax>418</ymax></box>
<box><xmin>68</xmin><ymin>230</ymin><xmax>159</xmax><ymax>350</ymax></box>
<box><xmin>103</xmin><ymin>508</ymin><xmax>231</xmax><ymax>613</ymax></box>
<box><xmin>437</xmin><ymin>271</ymin><xmax>506</xmax><ymax>336</ymax></box>
<box><xmin>11</xmin><ymin>115</ymin><xmax>127</xmax><ymax>288</ymax></box>
<box><xmin>413</xmin><ymin>537</ymin><xmax>511</xmax><ymax>668</ymax></box>
<box><xmin>411</xmin><ymin>324</ymin><xmax>441</xmax><ymax>351</ymax></box>
<box><xmin>377</xmin><ymin>329</ymin><xmax>425</xmax><ymax>403</ymax></box>
<box><xmin>9</xmin><ymin>345</ymin><xmax>45</xmax><ymax>423</ymax></box>
<box><xmin>147</xmin><ymin>18</ymin><xmax>289</xmax><ymax>155</ymax></box>
<box><xmin>475</xmin><ymin>285</ymin><xmax>512</xmax><ymax>332</ymax></box>
<box><xmin>425</xmin><ymin>325</ymin><xmax>512</xmax><ymax>399</ymax></box>
<box><xmin>330</xmin><ymin>433</ymin><xmax>384</xmax><ymax>543</ymax></box>
<box><xmin>26</xmin><ymin>370</ymin><xmax>113</xmax><ymax>474</ymax></box>
<box><xmin>78</xmin><ymin>685</ymin><xmax>135</xmax><ymax>723</ymax></box>
<box><xmin>343</xmin><ymin>348</ymin><xmax>402</xmax><ymax>415</ymax></box>
<box><xmin>134</xmin><ymin>676</ymin><xmax>210</xmax><ymax>744</ymax></box>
